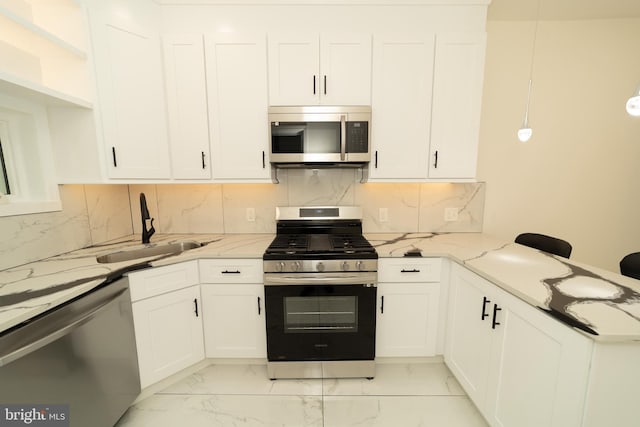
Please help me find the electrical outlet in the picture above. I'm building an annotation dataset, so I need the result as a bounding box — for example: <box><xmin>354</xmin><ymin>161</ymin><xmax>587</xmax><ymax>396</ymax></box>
<box><xmin>246</xmin><ymin>207</ymin><xmax>256</xmax><ymax>222</ymax></box>
<box><xmin>379</xmin><ymin>207</ymin><xmax>389</xmax><ymax>223</ymax></box>
<box><xmin>444</xmin><ymin>207</ymin><xmax>459</xmax><ymax>222</ymax></box>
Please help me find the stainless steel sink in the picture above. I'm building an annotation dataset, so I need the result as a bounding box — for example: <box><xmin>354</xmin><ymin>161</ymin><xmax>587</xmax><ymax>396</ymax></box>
<box><xmin>96</xmin><ymin>241</ymin><xmax>202</xmax><ymax>264</ymax></box>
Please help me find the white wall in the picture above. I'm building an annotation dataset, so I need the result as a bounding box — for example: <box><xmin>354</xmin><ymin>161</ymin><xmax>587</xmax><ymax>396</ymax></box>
<box><xmin>478</xmin><ymin>18</ymin><xmax>640</xmax><ymax>272</ymax></box>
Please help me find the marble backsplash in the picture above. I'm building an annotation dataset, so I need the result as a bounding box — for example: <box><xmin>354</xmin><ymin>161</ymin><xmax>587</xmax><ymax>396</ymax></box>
<box><xmin>0</xmin><ymin>170</ymin><xmax>484</xmax><ymax>270</ymax></box>
<box><xmin>128</xmin><ymin>170</ymin><xmax>485</xmax><ymax>234</ymax></box>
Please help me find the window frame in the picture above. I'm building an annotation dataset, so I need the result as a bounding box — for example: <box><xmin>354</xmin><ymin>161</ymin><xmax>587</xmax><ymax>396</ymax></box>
<box><xmin>0</xmin><ymin>94</ymin><xmax>61</xmax><ymax>217</ymax></box>
<box><xmin>0</xmin><ymin>123</ymin><xmax>12</xmax><ymax>196</ymax></box>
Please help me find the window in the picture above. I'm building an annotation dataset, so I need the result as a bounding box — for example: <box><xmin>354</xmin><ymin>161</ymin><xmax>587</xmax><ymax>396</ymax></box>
<box><xmin>0</xmin><ymin>94</ymin><xmax>61</xmax><ymax>216</ymax></box>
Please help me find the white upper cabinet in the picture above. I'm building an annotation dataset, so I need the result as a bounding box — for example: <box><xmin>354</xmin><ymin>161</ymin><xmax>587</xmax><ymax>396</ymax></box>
<box><xmin>319</xmin><ymin>34</ymin><xmax>372</xmax><ymax>106</ymax></box>
<box><xmin>428</xmin><ymin>32</ymin><xmax>486</xmax><ymax>179</ymax></box>
<box><xmin>370</xmin><ymin>31</ymin><xmax>486</xmax><ymax>181</ymax></box>
<box><xmin>87</xmin><ymin>0</ymin><xmax>171</xmax><ymax>179</ymax></box>
<box><xmin>205</xmin><ymin>33</ymin><xmax>270</xmax><ymax>180</ymax></box>
<box><xmin>369</xmin><ymin>33</ymin><xmax>435</xmax><ymax>180</ymax></box>
<box><xmin>268</xmin><ymin>33</ymin><xmax>371</xmax><ymax>106</ymax></box>
<box><xmin>163</xmin><ymin>34</ymin><xmax>211</xmax><ymax>180</ymax></box>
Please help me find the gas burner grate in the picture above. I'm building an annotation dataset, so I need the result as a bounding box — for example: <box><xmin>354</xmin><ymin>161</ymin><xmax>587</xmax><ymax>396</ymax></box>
<box><xmin>265</xmin><ymin>235</ymin><xmax>309</xmax><ymax>254</ymax></box>
<box><xmin>329</xmin><ymin>235</ymin><xmax>375</xmax><ymax>253</ymax></box>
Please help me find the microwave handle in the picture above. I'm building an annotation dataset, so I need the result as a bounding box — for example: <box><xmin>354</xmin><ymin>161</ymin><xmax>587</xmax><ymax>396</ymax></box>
<box><xmin>340</xmin><ymin>115</ymin><xmax>346</xmax><ymax>161</ymax></box>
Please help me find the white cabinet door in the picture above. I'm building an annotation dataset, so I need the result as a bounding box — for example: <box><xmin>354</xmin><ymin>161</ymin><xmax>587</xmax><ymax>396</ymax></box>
<box><xmin>88</xmin><ymin>1</ymin><xmax>171</xmax><ymax>179</ymax></box>
<box><xmin>376</xmin><ymin>282</ymin><xmax>440</xmax><ymax>357</ymax></box>
<box><xmin>268</xmin><ymin>33</ymin><xmax>319</xmax><ymax>106</ymax></box>
<box><xmin>319</xmin><ymin>33</ymin><xmax>372</xmax><ymax>106</ymax></box>
<box><xmin>201</xmin><ymin>284</ymin><xmax>267</xmax><ymax>358</ymax></box>
<box><xmin>445</xmin><ymin>265</ymin><xmax>494</xmax><ymax>405</ymax></box>
<box><xmin>163</xmin><ymin>34</ymin><xmax>211</xmax><ymax>179</ymax></box>
<box><xmin>486</xmin><ymin>292</ymin><xmax>592</xmax><ymax>427</ymax></box>
<box><xmin>429</xmin><ymin>32</ymin><xmax>486</xmax><ymax>179</ymax></box>
<box><xmin>369</xmin><ymin>33</ymin><xmax>435</xmax><ymax>179</ymax></box>
<box><xmin>268</xmin><ymin>33</ymin><xmax>371</xmax><ymax>106</ymax></box>
<box><xmin>445</xmin><ymin>263</ymin><xmax>592</xmax><ymax>427</ymax></box>
<box><xmin>206</xmin><ymin>34</ymin><xmax>270</xmax><ymax>180</ymax></box>
<box><xmin>132</xmin><ymin>285</ymin><xmax>204</xmax><ymax>388</ymax></box>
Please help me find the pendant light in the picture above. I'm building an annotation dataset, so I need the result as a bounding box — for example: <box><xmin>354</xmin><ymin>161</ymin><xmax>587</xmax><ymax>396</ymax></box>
<box><xmin>518</xmin><ymin>0</ymin><xmax>541</xmax><ymax>142</ymax></box>
<box><xmin>517</xmin><ymin>80</ymin><xmax>533</xmax><ymax>142</ymax></box>
<box><xmin>626</xmin><ymin>85</ymin><xmax>640</xmax><ymax>117</ymax></box>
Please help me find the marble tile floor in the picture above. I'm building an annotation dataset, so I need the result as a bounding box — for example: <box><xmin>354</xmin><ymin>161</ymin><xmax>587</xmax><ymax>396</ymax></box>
<box><xmin>115</xmin><ymin>361</ymin><xmax>489</xmax><ymax>427</ymax></box>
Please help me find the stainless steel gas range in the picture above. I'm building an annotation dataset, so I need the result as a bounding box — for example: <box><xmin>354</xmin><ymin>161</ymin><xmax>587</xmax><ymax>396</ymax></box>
<box><xmin>263</xmin><ymin>206</ymin><xmax>378</xmax><ymax>380</ymax></box>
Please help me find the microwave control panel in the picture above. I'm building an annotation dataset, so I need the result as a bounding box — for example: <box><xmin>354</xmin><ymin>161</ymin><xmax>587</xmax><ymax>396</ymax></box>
<box><xmin>346</xmin><ymin>122</ymin><xmax>369</xmax><ymax>153</ymax></box>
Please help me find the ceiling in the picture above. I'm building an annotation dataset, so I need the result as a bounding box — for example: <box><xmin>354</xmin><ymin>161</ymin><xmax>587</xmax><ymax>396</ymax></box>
<box><xmin>487</xmin><ymin>0</ymin><xmax>640</xmax><ymax>21</ymax></box>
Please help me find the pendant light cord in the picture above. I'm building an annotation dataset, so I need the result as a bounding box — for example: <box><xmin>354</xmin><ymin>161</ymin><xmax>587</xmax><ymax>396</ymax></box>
<box><xmin>519</xmin><ymin>0</ymin><xmax>542</xmax><ymax>141</ymax></box>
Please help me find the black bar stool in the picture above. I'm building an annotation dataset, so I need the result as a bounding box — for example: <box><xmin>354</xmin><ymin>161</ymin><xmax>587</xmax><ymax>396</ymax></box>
<box><xmin>620</xmin><ymin>252</ymin><xmax>640</xmax><ymax>280</ymax></box>
<box><xmin>515</xmin><ymin>233</ymin><xmax>572</xmax><ymax>258</ymax></box>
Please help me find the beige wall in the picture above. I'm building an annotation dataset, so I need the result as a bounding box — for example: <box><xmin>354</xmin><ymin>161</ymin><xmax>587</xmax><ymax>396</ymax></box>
<box><xmin>478</xmin><ymin>18</ymin><xmax>640</xmax><ymax>272</ymax></box>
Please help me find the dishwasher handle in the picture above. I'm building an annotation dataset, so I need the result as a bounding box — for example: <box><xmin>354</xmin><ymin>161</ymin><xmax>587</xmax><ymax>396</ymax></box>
<box><xmin>0</xmin><ymin>287</ymin><xmax>128</xmax><ymax>367</ymax></box>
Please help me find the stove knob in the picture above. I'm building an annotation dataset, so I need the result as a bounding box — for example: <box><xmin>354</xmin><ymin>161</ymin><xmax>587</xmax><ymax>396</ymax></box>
<box><xmin>356</xmin><ymin>261</ymin><xmax>365</xmax><ymax>271</ymax></box>
<box><xmin>277</xmin><ymin>262</ymin><xmax>285</xmax><ymax>272</ymax></box>
<box><xmin>292</xmin><ymin>261</ymin><xmax>301</xmax><ymax>272</ymax></box>
<box><xmin>316</xmin><ymin>262</ymin><xmax>325</xmax><ymax>272</ymax></box>
<box><xmin>341</xmin><ymin>261</ymin><xmax>350</xmax><ymax>271</ymax></box>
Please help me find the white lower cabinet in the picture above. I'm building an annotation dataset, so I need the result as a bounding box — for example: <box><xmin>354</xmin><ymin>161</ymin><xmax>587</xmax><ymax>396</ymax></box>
<box><xmin>128</xmin><ymin>262</ymin><xmax>204</xmax><ymax>389</ymax></box>
<box><xmin>200</xmin><ymin>284</ymin><xmax>266</xmax><ymax>358</ymax></box>
<box><xmin>199</xmin><ymin>259</ymin><xmax>266</xmax><ymax>358</ymax></box>
<box><xmin>376</xmin><ymin>258</ymin><xmax>442</xmax><ymax>357</ymax></box>
<box><xmin>445</xmin><ymin>263</ymin><xmax>593</xmax><ymax>427</ymax></box>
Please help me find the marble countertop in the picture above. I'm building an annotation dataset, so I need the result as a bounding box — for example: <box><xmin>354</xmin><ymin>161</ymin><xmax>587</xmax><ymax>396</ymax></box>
<box><xmin>2</xmin><ymin>232</ymin><xmax>639</xmax><ymax>342</ymax></box>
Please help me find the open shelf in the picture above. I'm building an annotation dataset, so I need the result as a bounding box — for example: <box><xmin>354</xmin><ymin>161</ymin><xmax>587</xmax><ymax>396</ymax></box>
<box><xmin>0</xmin><ymin>5</ymin><xmax>87</xmax><ymax>58</ymax></box>
<box><xmin>0</xmin><ymin>71</ymin><xmax>92</xmax><ymax>108</ymax></box>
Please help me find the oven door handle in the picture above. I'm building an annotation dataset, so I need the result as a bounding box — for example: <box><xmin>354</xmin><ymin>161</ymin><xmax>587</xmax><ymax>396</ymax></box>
<box><xmin>264</xmin><ymin>272</ymin><xmax>377</xmax><ymax>286</ymax></box>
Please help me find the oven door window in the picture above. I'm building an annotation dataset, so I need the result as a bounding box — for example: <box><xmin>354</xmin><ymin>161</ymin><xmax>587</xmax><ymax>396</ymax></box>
<box><xmin>271</xmin><ymin>122</ymin><xmax>341</xmax><ymax>154</ymax></box>
<box><xmin>284</xmin><ymin>296</ymin><xmax>357</xmax><ymax>333</ymax></box>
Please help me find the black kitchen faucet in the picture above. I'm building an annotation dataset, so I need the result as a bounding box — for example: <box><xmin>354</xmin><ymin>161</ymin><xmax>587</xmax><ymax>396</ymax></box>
<box><xmin>140</xmin><ymin>192</ymin><xmax>155</xmax><ymax>244</ymax></box>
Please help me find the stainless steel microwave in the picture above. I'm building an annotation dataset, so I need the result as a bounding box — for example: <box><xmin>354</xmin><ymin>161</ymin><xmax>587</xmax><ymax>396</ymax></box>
<box><xmin>268</xmin><ymin>106</ymin><xmax>371</xmax><ymax>165</ymax></box>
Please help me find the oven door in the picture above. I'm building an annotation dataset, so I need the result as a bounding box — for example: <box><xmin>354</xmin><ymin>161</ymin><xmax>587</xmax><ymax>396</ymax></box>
<box><xmin>264</xmin><ymin>283</ymin><xmax>376</xmax><ymax>362</ymax></box>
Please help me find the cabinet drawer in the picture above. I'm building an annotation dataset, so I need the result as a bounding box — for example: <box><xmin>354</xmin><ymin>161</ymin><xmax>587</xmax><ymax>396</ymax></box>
<box><xmin>378</xmin><ymin>258</ymin><xmax>442</xmax><ymax>283</ymax></box>
<box><xmin>199</xmin><ymin>258</ymin><xmax>262</xmax><ymax>283</ymax></box>
<box><xmin>128</xmin><ymin>261</ymin><xmax>199</xmax><ymax>302</ymax></box>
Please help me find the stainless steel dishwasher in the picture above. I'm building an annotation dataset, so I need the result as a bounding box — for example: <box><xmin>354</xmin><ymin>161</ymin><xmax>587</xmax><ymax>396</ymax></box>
<box><xmin>0</xmin><ymin>276</ymin><xmax>140</xmax><ymax>427</ymax></box>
